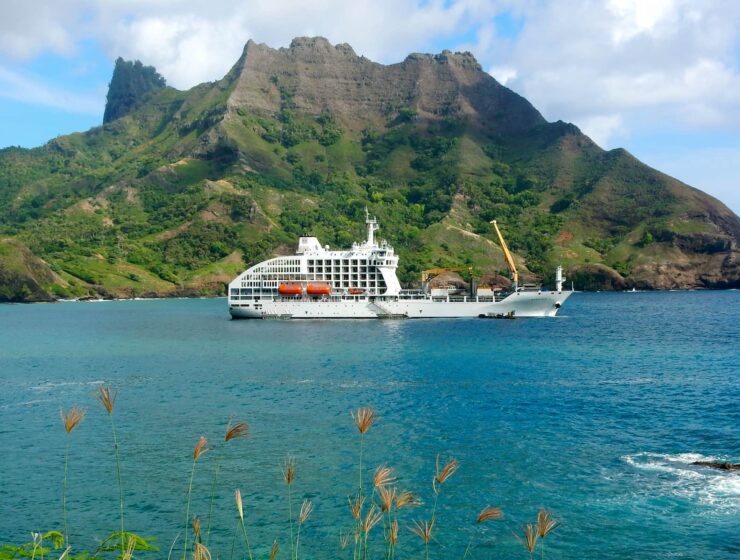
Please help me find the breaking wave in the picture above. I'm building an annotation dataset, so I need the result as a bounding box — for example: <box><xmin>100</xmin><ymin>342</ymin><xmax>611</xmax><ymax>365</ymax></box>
<box><xmin>622</xmin><ymin>452</ymin><xmax>740</xmax><ymax>511</ymax></box>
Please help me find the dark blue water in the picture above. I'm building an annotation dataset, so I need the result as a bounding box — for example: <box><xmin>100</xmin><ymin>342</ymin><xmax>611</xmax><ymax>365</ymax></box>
<box><xmin>1</xmin><ymin>292</ymin><xmax>738</xmax><ymax>559</ymax></box>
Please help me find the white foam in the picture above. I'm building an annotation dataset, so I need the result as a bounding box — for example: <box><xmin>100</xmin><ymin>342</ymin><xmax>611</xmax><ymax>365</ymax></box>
<box><xmin>0</xmin><ymin>398</ymin><xmax>53</xmax><ymax>409</ymax></box>
<box><xmin>30</xmin><ymin>380</ymin><xmax>106</xmax><ymax>391</ymax></box>
<box><xmin>622</xmin><ymin>452</ymin><xmax>740</xmax><ymax>511</ymax></box>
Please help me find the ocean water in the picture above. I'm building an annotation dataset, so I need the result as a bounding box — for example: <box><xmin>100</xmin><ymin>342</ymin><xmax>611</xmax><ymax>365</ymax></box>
<box><xmin>0</xmin><ymin>292</ymin><xmax>738</xmax><ymax>559</ymax></box>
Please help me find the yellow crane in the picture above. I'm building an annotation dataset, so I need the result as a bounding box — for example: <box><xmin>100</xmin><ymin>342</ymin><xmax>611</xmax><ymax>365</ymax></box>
<box><xmin>490</xmin><ymin>220</ymin><xmax>519</xmax><ymax>290</ymax></box>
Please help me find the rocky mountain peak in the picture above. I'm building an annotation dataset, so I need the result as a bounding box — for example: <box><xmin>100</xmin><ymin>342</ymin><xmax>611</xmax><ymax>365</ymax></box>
<box><xmin>226</xmin><ymin>36</ymin><xmax>543</xmax><ymax>134</ymax></box>
<box><xmin>103</xmin><ymin>58</ymin><xmax>166</xmax><ymax>123</ymax></box>
<box><xmin>286</xmin><ymin>36</ymin><xmax>358</xmax><ymax>57</ymax></box>
<box><xmin>404</xmin><ymin>49</ymin><xmax>482</xmax><ymax>71</ymax></box>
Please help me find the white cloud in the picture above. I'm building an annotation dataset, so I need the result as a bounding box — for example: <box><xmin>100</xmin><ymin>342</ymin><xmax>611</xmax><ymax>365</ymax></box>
<box><xmin>109</xmin><ymin>13</ymin><xmax>252</xmax><ymax>88</ymax></box>
<box><xmin>0</xmin><ymin>1</ymin><xmax>508</xmax><ymax>89</ymax></box>
<box><xmin>477</xmin><ymin>0</ymin><xmax>740</xmax><ymax>146</ymax></box>
<box><xmin>489</xmin><ymin>65</ymin><xmax>517</xmax><ymax>85</ymax></box>
<box><xmin>607</xmin><ymin>0</ymin><xmax>677</xmax><ymax>44</ymax></box>
<box><xmin>578</xmin><ymin>114</ymin><xmax>624</xmax><ymax>148</ymax></box>
<box><xmin>0</xmin><ymin>1</ymin><xmax>84</xmax><ymax>59</ymax></box>
<box><xmin>1</xmin><ymin>0</ymin><xmax>737</xmax><ymax>129</ymax></box>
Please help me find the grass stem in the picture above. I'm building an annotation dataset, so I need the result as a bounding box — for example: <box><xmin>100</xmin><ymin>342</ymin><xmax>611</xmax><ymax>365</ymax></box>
<box><xmin>239</xmin><ymin>516</ymin><xmax>253</xmax><ymax>560</ymax></box>
<box><xmin>288</xmin><ymin>484</ymin><xmax>295</xmax><ymax>560</ymax></box>
<box><xmin>183</xmin><ymin>461</ymin><xmax>196</xmax><ymax>560</ymax></box>
<box><xmin>62</xmin><ymin>438</ymin><xmax>70</xmax><ymax>546</ymax></box>
<box><xmin>110</xmin><ymin>414</ymin><xmax>125</xmax><ymax>555</ymax></box>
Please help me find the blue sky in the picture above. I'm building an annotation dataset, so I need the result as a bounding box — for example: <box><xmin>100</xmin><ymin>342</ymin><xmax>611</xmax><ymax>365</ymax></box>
<box><xmin>1</xmin><ymin>0</ymin><xmax>738</xmax><ymax>213</ymax></box>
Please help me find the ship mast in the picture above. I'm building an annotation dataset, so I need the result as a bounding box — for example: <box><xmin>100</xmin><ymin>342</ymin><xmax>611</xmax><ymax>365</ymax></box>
<box><xmin>365</xmin><ymin>207</ymin><xmax>379</xmax><ymax>246</ymax></box>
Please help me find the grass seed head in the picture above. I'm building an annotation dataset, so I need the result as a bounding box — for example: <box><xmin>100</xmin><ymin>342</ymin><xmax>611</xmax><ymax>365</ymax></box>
<box><xmin>373</xmin><ymin>465</ymin><xmax>397</xmax><ymax>488</ymax></box>
<box><xmin>514</xmin><ymin>523</ymin><xmax>539</xmax><ymax>553</ymax></box>
<box><xmin>409</xmin><ymin>519</ymin><xmax>434</xmax><ymax>544</ymax></box>
<box><xmin>390</xmin><ymin>520</ymin><xmax>399</xmax><ymax>545</ymax></box>
<box><xmin>348</xmin><ymin>495</ymin><xmax>365</xmax><ymax>520</ymax></box>
<box><xmin>537</xmin><ymin>509</ymin><xmax>559</xmax><ymax>538</ymax></box>
<box><xmin>269</xmin><ymin>540</ymin><xmax>278</xmax><ymax>560</ymax></box>
<box><xmin>378</xmin><ymin>485</ymin><xmax>397</xmax><ymax>512</ymax></box>
<box><xmin>61</xmin><ymin>407</ymin><xmax>85</xmax><ymax>433</ymax></box>
<box><xmin>224</xmin><ymin>421</ymin><xmax>249</xmax><ymax>442</ymax></box>
<box><xmin>476</xmin><ymin>506</ymin><xmax>503</xmax><ymax>523</ymax></box>
<box><xmin>282</xmin><ymin>456</ymin><xmax>295</xmax><ymax>486</ymax></box>
<box><xmin>434</xmin><ymin>456</ymin><xmax>459</xmax><ymax>487</ymax></box>
<box><xmin>395</xmin><ymin>491</ymin><xmax>422</xmax><ymax>509</ymax></box>
<box><xmin>192</xmin><ymin>515</ymin><xmax>201</xmax><ymax>539</ymax></box>
<box><xmin>193</xmin><ymin>543</ymin><xmax>211</xmax><ymax>560</ymax></box>
<box><xmin>362</xmin><ymin>504</ymin><xmax>383</xmax><ymax>534</ymax></box>
<box><xmin>96</xmin><ymin>384</ymin><xmax>117</xmax><ymax>415</ymax></box>
<box><xmin>193</xmin><ymin>436</ymin><xmax>208</xmax><ymax>460</ymax></box>
<box><xmin>339</xmin><ymin>530</ymin><xmax>350</xmax><ymax>550</ymax></box>
<box><xmin>299</xmin><ymin>499</ymin><xmax>314</xmax><ymax>524</ymax></box>
<box><xmin>235</xmin><ymin>489</ymin><xmax>244</xmax><ymax>521</ymax></box>
<box><xmin>351</xmin><ymin>407</ymin><xmax>377</xmax><ymax>434</ymax></box>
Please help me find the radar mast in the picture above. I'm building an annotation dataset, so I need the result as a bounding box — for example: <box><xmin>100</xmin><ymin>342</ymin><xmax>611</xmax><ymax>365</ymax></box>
<box><xmin>365</xmin><ymin>207</ymin><xmax>379</xmax><ymax>246</ymax></box>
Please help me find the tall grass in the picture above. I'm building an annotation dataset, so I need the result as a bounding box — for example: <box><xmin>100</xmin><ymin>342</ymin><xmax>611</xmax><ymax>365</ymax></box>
<box><xmin>295</xmin><ymin>499</ymin><xmax>313</xmax><ymax>560</ymax></box>
<box><xmin>282</xmin><ymin>456</ymin><xmax>296</xmax><ymax>560</ymax></box>
<box><xmin>6</xmin><ymin>395</ymin><xmax>564</xmax><ymax>560</ymax></box>
<box><xmin>60</xmin><ymin>407</ymin><xmax>85</xmax><ymax>547</ymax></box>
<box><xmin>205</xmin><ymin>421</ymin><xmax>249</xmax><ymax>545</ymax></box>
<box><xmin>96</xmin><ymin>384</ymin><xmax>125</xmax><ymax>555</ymax></box>
<box><xmin>183</xmin><ymin>436</ymin><xmax>208</xmax><ymax>560</ymax></box>
<box><xmin>407</xmin><ymin>454</ymin><xmax>458</xmax><ymax>560</ymax></box>
<box><xmin>350</xmin><ymin>407</ymin><xmax>376</xmax><ymax>560</ymax></box>
<box><xmin>515</xmin><ymin>523</ymin><xmax>539</xmax><ymax>560</ymax></box>
<box><xmin>234</xmin><ymin>489</ymin><xmax>253</xmax><ymax>560</ymax></box>
<box><xmin>537</xmin><ymin>508</ymin><xmax>559</xmax><ymax>559</ymax></box>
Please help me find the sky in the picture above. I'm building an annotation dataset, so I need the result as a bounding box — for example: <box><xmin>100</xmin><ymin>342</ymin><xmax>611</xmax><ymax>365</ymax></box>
<box><xmin>1</xmin><ymin>0</ymin><xmax>738</xmax><ymax>214</ymax></box>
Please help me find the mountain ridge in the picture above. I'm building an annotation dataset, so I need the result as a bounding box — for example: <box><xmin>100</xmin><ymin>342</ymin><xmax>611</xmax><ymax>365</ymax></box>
<box><xmin>0</xmin><ymin>36</ymin><xmax>738</xmax><ymax>302</ymax></box>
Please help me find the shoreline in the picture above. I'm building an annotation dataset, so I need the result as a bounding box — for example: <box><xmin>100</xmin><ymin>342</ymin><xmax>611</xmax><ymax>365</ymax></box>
<box><xmin>2</xmin><ymin>287</ymin><xmax>739</xmax><ymax>306</ymax></box>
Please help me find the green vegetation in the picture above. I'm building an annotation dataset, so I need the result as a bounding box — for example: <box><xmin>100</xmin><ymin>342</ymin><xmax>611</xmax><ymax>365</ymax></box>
<box><xmin>1</xmin><ymin>52</ymin><xmax>736</xmax><ymax>302</ymax></box>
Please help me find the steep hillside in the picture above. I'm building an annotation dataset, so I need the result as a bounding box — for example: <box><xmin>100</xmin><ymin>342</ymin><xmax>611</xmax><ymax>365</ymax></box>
<box><xmin>0</xmin><ymin>37</ymin><xmax>738</xmax><ymax>301</ymax></box>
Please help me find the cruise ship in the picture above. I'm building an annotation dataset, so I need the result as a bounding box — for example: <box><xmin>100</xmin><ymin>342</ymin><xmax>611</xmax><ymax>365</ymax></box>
<box><xmin>228</xmin><ymin>211</ymin><xmax>572</xmax><ymax>319</ymax></box>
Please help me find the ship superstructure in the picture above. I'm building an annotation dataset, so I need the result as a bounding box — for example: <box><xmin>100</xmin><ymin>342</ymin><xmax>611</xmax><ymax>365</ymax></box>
<box><xmin>228</xmin><ymin>211</ymin><xmax>572</xmax><ymax>319</ymax></box>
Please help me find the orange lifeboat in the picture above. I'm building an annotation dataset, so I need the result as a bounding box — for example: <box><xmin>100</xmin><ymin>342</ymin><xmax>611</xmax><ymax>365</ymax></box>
<box><xmin>306</xmin><ymin>283</ymin><xmax>332</xmax><ymax>296</ymax></box>
<box><xmin>348</xmin><ymin>287</ymin><xmax>365</xmax><ymax>295</ymax></box>
<box><xmin>278</xmin><ymin>282</ymin><xmax>303</xmax><ymax>296</ymax></box>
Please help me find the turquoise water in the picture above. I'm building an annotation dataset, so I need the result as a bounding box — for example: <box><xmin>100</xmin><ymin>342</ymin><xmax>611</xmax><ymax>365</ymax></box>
<box><xmin>1</xmin><ymin>292</ymin><xmax>738</xmax><ymax>559</ymax></box>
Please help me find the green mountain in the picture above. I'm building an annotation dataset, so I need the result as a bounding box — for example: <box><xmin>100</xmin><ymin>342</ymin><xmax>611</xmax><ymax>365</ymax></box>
<box><xmin>1</xmin><ymin>37</ymin><xmax>738</xmax><ymax>302</ymax></box>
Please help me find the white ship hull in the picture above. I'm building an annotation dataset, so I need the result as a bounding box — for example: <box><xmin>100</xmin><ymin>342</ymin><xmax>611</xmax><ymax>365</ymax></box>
<box><xmin>229</xmin><ymin>289</ymin><xmax>571</xmax><ymax>319</ymax></box>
